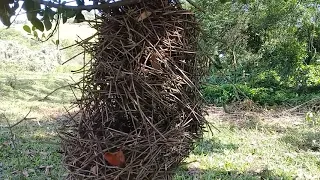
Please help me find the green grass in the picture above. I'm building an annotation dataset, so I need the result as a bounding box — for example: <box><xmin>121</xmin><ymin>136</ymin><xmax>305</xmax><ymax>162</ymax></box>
<box><xmin>1</xmin><ymin>69</ymin><xmax>320</xmax><ymax>179</ymax></box>
<box><xmin>0</xmin><ymin>70</ymin><xmax>80</xmax><ymax>179</ymax></box>
<box><xmin>0</xmin><ymin>27</ymin><xmax>83</xmax><ymax>179</ymax></box>
<box><xmin>174</xmin><ymin>112</ymin><xmax>320</xmax><ymax>180</ymax></box>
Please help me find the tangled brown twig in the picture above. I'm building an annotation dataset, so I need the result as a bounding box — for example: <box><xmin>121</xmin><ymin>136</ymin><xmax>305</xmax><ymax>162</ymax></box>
<box><xmin>59</xmin><ymin>0</ymin><xmax>210</xmax><ymax>179</ymax></box>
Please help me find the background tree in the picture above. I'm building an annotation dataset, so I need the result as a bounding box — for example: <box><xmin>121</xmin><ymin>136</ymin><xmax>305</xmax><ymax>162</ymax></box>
<box><xmin>196</xmin><ymin>0</ymin><xmax>320</xmax><ymax>105</ymax></box>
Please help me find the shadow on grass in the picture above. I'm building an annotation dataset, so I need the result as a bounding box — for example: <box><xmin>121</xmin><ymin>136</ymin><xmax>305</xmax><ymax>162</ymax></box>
<box><xmin>279</xmin><ymin>128</ymin><xmax>320</xmax><ymax>152</ymax></box>
<box><xmin>0</xmin><ymin>118</ymin><xmax>66</xmax><ymax>180</ymax></box>
<box><xmin>192</xmin><ymin>138</ymin><xmax>238</xmax><ymax>155</ymax></box>
<box><xmin>175</xmin><ymin>167</ymin><xmax>293</xmax><ymax>180</ymax></box>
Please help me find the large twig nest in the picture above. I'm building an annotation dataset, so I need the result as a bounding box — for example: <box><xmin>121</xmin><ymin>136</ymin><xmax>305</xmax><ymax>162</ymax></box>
<box><xmin>60</xmin><ymin>0</ymin><xmax>209</xmax><ymax>179</ymax></box>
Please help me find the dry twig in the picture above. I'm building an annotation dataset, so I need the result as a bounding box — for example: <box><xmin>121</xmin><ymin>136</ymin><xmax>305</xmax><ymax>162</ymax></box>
<box><xmin>59</xmin><ymin>0</ymin><xmax>210</xmax><ymax>179</ymax></box>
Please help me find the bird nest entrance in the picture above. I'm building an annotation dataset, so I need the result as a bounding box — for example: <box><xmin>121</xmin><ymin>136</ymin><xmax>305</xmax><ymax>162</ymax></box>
<box><xmin>59</xmin><ymin>0</ymin><xmax>209</xmax><ymax>179</ymax></box>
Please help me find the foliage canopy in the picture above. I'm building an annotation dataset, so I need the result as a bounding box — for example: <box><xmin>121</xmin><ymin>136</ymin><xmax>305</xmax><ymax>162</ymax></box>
<box><xmin>196</xmin><ymin>0</ymin><xmax>320</xmax><ymax>105</ymax></box>
<box><xmin>0</xmin><ymin>0</ymin><xmax>143</xmax><ymax>30</ymax></box>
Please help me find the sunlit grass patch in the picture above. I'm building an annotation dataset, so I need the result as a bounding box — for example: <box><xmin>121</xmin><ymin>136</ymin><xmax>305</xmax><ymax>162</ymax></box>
<box><xmin>175</xmin><ymin>115</ymin><xmax>320</xmax><ymax>179</ymax></box>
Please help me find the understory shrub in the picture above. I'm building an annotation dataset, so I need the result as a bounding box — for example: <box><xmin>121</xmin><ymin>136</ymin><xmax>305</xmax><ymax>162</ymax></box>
<box><xmin>202</xmin><ymin>83</ymin><xmax>319</xmax><ymax>106</ymax></box>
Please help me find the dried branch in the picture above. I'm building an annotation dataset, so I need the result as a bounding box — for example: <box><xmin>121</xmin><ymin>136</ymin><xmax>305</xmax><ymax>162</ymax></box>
<box><xmin>59</xmin><ymin>0</ymin><xmax>209</xmax><ymax>179</ymax></box>
<box><xmin>8</xmin><ymin>109</ymin><xmax>35</xmax><ymax>129</ymax></box>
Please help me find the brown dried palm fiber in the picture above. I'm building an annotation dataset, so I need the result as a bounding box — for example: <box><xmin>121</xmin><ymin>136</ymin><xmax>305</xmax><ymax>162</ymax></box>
<box><xmin>59</xmin><ymin>0</ymin><xmax>210</xmax><ymax>179</ymax></box>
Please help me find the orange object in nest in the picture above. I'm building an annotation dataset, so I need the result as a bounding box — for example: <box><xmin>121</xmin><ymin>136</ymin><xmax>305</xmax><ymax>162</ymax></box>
<box><xmin>103</xmin><ymin>148</ymin><xmax>125</xmax><ymax>168</ymax></box>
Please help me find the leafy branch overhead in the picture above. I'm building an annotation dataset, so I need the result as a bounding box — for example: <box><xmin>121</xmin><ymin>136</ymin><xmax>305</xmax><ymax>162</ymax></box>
<box><xmin>0</xmin><ymin>0</ymin><xmax>142</xmax><ymax>30</ymax></box>
<box><xmin>0</xmin><ymin>0</ymin><xmax>244</xmax><ymax>32</ymax></box>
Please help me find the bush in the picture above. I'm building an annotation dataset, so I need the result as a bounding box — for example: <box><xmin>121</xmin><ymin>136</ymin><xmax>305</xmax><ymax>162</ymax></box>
<box><xmin>202</xmin><ymin>83</ymin><xmax>319</xmax><ymax>106</ymax></box>
<box><xmin>0</xmin><ymin>28</ymin><xmax>85</xmax><ymax>73</ymax></box>
<box><xmin>202</xmin><ymin>84</ymin><xmax>248</xmax><ymax>105</ymax></box>
<box><xmin>250</xmin><ymin>71</ymin><xmax>281</xmax><ymax>89</ymax></box>
<box><xmin>0</xmin><ymin>40</ymin><xmax>61</xmax><ymax>72</ymax></box>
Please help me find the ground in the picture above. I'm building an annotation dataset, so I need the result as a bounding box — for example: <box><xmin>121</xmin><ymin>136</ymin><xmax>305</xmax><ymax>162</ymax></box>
<box><xmin>0</xmin><ymin>70</ymin><xmax>319</xmax><ymax>180</ymax></box>
<box><xmin>175</xmin><ymin>107</ymin><xmax>320</xmax><ymax>179</ymax></box>
<box><xmin>0</xmin><ymin>71</ymin><xmax>79</xmax><ymax>179</ymax></box>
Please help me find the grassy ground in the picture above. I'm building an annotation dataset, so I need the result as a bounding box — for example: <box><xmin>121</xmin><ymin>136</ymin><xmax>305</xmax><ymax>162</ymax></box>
<box><xmin>1</xmin><ymin>70</ymin><xmax>320</xmax><ymax>180</ymax></box>
<box><xmin>0</xmin><ymin>70</ymin><xmax>80</xmax><ymax>180</ymax></box>
<box><xmin>174</xmin><ymin>108</ymin><xmax>320</xmax><ymax>180</ymax></box>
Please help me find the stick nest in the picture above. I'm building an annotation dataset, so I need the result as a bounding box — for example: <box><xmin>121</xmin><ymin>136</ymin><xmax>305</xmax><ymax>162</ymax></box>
<box><xmin>60</xmin><ymin>0</ymin><xmax>210</xmax><ymax>179</ymax></box>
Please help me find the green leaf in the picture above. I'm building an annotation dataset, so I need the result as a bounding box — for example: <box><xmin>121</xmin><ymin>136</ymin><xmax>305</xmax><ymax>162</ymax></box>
<box><xmin>26</xmin><ymin>12</ymin><xmax>36</xmax><ymax>21</ymax></box>
<box><xmin>62</xmin><ymin>16</ymin><xmax>67</xmax><ymax>24</ymax></box>
<box><xmin>43</xmin><ymin>15</ymin><xmax>52</xmax><ymax>31</ymax></box>
<box><xmin>66</xmin><ymin>9</ymin><xmax>76</xmax><ymax>18</ymax></box>
<box><xmin>62</xmin><ymin>11</ymin><xmax>68</xmax><ymax>23</ymax></box>
<box><xmin>24</xmin><ymin>0</ymin><xmax>41</xmax><ymax>14</ymax></box>
<box><xmin>219</xmin><ymin>0</ymin><xmax>229</xmax><ymax>3</ymax></box>
<box><xmin>31</xmin><ymin>18</ymin><xmax>44</xmax><ymax>32</ymax></box>
<box><xmin>74</xmin><ymin>12</ymin><xmax>85</xmax><ymax>23</ymax></box>
<box><xmin>23</xmin><ymin>25</ymin><xmax>31</xmax><ymax>33</ymax></box>
<box><xmin>0</xmin><ymin>1</ymin><xmax>11</xmax><ymax>26</ymax></box>
<box><xmin>76</xmin><ymin>0</ymin><xmax>84</xmax><ymax>6</ymax></box>
<box><xmin>33</xmin><ymin>30</ymin><xmax>38</xmax><ymax>38</ymax></box>
<box><xmin>0</xmin><ymin>13</ymin><xmax>11</xmax><ymax>27</ymax></box>
<box><xmin>45</xmin><ymin>7</ymin><xmax>55</xmax><ymax>21</ymax></box>
<box><xmin>240</xmin><ymin>0</ymin><xmax>248</xmax><ymax>4</ymax></box>
<box><xmin>23</xmin><ymin>0</ymin><xmax>34</xmax><ymax>11</ymax></box>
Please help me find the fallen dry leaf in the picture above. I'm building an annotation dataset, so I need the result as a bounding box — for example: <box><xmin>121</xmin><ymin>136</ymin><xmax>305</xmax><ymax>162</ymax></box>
<box><xmin>104</xmin><ymin>149</ymin><xmax>125</xmax><ymax>168</ymax></box>
<box><xmin>137</xmin><ymin>11</ymin><xmax>152</xmax><ymax>22</ymax></box>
